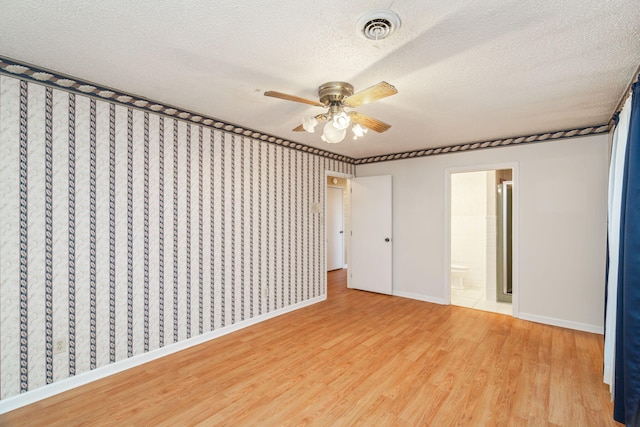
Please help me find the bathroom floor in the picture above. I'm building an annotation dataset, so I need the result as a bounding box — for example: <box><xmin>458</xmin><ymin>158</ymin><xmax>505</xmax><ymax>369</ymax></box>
<box><xmin>451</xmin><ymin>286</ymin><xmax>512</xmax><ymax>315</ymax></box>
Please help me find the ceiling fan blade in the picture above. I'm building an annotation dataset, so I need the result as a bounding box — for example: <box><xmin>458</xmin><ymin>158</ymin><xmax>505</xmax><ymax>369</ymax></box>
<box><xmin>343</xmin><ymin>81</ymin><xmax>398</xmax><ymax>107</ymax></box>
<box><xmin>264</xmin><ymin>91</ymin><xmax>324</xmax><ymax>107</ymax></box>
<box><xmin>348</xmin><ymin>112</ymin><xmax>391</xmax><ymax>133</ymax></box>
<box><xmin>292</xmin><ymin>124</ymin><xmax>304</xmax><ymax>132</ymax></box>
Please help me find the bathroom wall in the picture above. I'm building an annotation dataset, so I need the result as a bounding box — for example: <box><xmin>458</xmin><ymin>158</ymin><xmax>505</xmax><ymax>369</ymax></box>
<box><xmin>0</xmin><ymin>72</ymin><xmax>354</xmax><ymax>402</ymax></box>
<box><xmin>356</xmin><ymin>134</ymin><xmax>608</xmax><ymax>333</ymax></box>
<box><xmin>450</xmin><ymin>171</ymin><xmax>489</xmax><ymax>289</ymax></box>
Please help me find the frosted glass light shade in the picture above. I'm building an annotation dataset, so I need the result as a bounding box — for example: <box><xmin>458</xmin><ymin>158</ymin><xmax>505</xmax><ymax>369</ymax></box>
<box><xmin>302</xmin><ymin>116</ymin><xmax>318</xmax><ymax>133</ymax></box>
<box><xmin>332</xmin><ymin>112</ymin><xmax>350</xmax><ymax>130</ymax></box>
<box><xmin>352</xmin><ymin>123</ymin><xmax>368</xmax><ymax>139</ymax></box>
<box><xmin>322</xmin><ymin>121</ymin><xmax>346</xmax><ymax>143</ymax></box>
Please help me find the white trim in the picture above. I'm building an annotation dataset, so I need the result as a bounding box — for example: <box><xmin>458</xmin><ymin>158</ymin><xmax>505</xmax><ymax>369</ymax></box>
<box><xmin>444</xmin><ymin>162</ymin><xmax>519</xmax><ymax>318</ymax></box>
<box><xmin>324</xmin><ymin>171</ymin><xmax>353</xmax><ymax>179</ymax></box>
<box><xmin>518</xmin><ymin>312</ymin><xmax>604</xmax><ymax>334</ymax></box>
<box><xmin>393</xmin><ymin>290</ymin><xmax>446</xmax><ymax>305</ymax></box>
<box><xmin>0</xmin><ymin>295</ymin><xmax>326</xmax><ymax>414</ymax></box>
<box><xmin>326</xmin><ymin>186</ymin><xmax>345</xmax><ymax>270</ymax></box>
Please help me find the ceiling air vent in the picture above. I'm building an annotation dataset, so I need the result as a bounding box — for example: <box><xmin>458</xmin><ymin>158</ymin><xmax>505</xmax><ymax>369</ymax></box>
<box><xmin>357</xmin><ymin>10</ymin><xmax>401</xmax><ymax>41</ymax></box>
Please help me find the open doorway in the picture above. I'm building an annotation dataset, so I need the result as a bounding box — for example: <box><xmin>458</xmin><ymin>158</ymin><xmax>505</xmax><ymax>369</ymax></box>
<box><xmin>326</xmin><ymin>174</ymin><xmax>351</xmax><ymax>298</ymax></box>
<box><xmin>448</xmin><ymin>167</ymin><xmax>516</xmax><ymax>315</ymax></box>
<box><xmin>326</xmin><ymin>173</ymin><xmax>392</xmax><ymax>297</ymax></box>
<box><xmin>326</xmin><ymin>175</ymin><xmax>349</xmax><ymax>272</ymax></box>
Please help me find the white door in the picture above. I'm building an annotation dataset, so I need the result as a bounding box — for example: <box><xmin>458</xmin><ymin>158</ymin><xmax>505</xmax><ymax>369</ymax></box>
<box><xmin>349</xmin><ymin>175</ymin><xmax>393</xmax><ymax>295</ymax></box>
<box><xmin>327</xmin><ymin>186</ymin><xmax>344</xmax><ymax>271</ymax></box>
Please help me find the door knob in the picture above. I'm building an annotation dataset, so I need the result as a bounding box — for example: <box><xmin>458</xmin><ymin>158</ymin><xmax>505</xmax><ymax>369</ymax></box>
<box><xmin>385</xmin><ymin>238</ymin><xmax>390</xmax><ymax>242</ymax></box>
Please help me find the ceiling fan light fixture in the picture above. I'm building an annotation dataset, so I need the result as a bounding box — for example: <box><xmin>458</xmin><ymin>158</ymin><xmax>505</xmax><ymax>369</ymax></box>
<box><xmin>352</xmin><ymin>123</ymin><xmax>368</xmax><ymax>139</ymax></box>
<box><xmin>302</xmin><ymin>116</ymin><xmax>318</xmax><ymax>133</ymax></box>
<box><xmin>332</xmin><ymin>111</ymin><xmax>350</xmax><ymax>130</ymax></box>
<box><xmin>322</xmin><ymin>121</ymin><xmax>347</xmax><ymax>143</ymax></box>
<box><xmin>264</xmin><ymin>80</ymin><xmax>397</xmax><ymax>143</ymax></box>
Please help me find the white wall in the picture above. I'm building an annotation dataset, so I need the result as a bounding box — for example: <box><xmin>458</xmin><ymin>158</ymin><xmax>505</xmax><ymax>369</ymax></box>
<box><xmin>356</xmin><ymin>134</ymin><xmax>608</xmax><ymax>333</ymax></box>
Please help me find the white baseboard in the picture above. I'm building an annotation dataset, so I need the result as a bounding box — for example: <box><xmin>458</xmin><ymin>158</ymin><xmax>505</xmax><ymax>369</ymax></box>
<box><xmin>517</xmin><ymin>312</ymin><xmax>604</xmax><ymax>334</ymax></box>
<box><xmin>392</xmin><ymin>292</ymin><xmax>603</xmax><ymax>335</ymax></box>
<box><xmin>393</xmin><ymin>290</ymin><xmax>446</xmax><ymax>305</ymax></box>
<box><xmin>0</xmin><ymin>295</ymin><xmax>326</xmax><ymax>415</ymax></box>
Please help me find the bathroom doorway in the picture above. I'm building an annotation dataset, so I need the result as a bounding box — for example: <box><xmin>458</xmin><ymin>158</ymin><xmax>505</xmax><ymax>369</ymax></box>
<box><xmin>448</xmin><ymin>168</ymin><xmax>515</xmax><ymax>315</ymax></box>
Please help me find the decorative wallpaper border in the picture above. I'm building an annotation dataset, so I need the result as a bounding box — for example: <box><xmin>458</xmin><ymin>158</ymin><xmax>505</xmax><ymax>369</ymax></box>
<box><xmin>354</xmin><ymin>124</ymin><xmax>610</xmax><ymax>164</ymax></box>
<box><xmin>0</xmin><ymin>57</ymin><xmax>356</xmax><ymax>164</ymax></box>
<box><xmin>0</xmin><ymin>56</ymin><xmax>611</xmax><ymax>166</ymax></box>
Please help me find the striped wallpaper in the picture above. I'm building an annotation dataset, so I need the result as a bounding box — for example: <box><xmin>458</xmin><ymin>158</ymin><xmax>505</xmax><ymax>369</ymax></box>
<box><xmin>0</xmin><ymin>74</ymin><xmax>354</xmax><ymax>400</ymax></box>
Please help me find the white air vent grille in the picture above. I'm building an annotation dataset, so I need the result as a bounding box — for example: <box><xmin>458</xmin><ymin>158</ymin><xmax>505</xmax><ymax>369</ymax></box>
<box><xmin>357</xmin><ymin>10</ymin><xmax>401</xmax><ymax>41</ymax></box>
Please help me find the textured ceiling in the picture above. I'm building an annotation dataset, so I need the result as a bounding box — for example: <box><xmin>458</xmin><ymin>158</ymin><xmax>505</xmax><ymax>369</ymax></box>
<box><xmin>0</xmin><ymin>0</ymin><xmax>638</xmax><ymax>159</ymax></box>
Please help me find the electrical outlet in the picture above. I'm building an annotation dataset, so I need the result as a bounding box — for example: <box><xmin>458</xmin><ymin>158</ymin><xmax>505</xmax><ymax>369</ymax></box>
<box><xmin>53</xmin><ymin>338</ymin><xmax>67</xmax><ymax>355</ymax></box>
<box><xmin>263</xmin><ymin>286</ymin><xmax>269</xmax><ymax>298</ymax></box>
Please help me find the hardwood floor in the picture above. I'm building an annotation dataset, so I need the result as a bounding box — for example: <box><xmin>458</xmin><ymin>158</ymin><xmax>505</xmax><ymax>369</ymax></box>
<box><xmin>1</xmin><ymin>269</ymin><xmax>619</xmax><ymax>426</ymax></box>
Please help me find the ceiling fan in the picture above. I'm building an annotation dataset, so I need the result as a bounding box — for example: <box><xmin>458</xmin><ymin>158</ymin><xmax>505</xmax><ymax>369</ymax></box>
<box><xmin>264</xmin><ymin>81</ymin><xmax>398</xmax><ymax>143</ymax></box>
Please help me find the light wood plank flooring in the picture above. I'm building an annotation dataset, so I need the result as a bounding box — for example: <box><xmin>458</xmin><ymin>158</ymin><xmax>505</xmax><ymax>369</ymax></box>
<box><xmin>1</xmin><ymin>269</ymin><xmax>619</xmax><ymax>426</ymax></box>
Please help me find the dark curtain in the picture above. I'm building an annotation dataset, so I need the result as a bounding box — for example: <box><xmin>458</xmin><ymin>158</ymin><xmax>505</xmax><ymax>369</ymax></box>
<box><xmin>615</xmin><ymin>80</ymin><xmax>640</xmax><ymax>426</ymax></box>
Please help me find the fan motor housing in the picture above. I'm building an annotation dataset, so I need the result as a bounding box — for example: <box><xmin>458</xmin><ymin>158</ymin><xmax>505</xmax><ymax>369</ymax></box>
<box><xmin>318</xmin><ymin>82</ymin><xmax>354</xmax><ymax>106</ymax></box>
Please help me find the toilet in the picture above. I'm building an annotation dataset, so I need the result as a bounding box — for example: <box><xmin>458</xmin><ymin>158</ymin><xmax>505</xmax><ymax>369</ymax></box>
<box><xmin>451</xmin><ymin>264</ymin><xmax>469</xmax><ymax>289</ymax></box>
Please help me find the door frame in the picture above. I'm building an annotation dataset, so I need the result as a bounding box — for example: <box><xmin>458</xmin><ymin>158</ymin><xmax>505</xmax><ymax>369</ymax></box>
<box><xmin>324</xmin><ymin>171</ymin><xmax>354</xmax><ymax>284</ymax></box>
<box><xmin>327</xmin><ymin>186</ymin><xmax>345</xmax><ymax>271</ymax></box>
<box><xmin>444</xmin><ymin>162</ymin><xmax>519</xmax><ymax>318</ymax></box>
